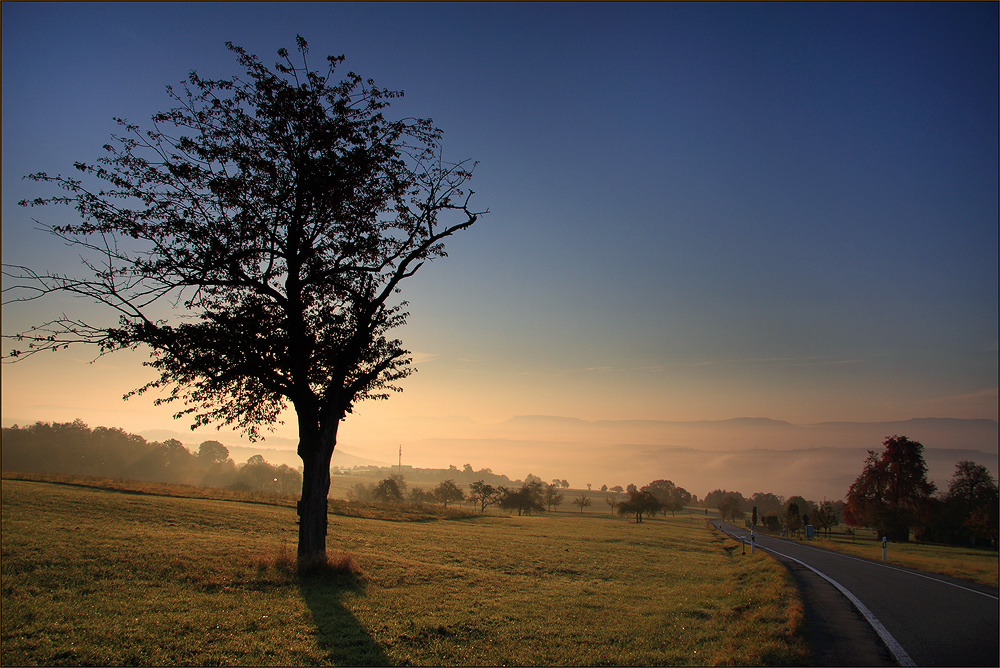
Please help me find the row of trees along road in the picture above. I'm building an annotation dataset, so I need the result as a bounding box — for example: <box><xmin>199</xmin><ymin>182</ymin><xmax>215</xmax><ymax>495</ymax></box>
<box><xmin>845</xmin><ymin>435</ymin><xmax>998</xmax><ymax>546</ymax></box>
<box><xmin>705</xmin><ymin>488</ymin><xmax>843</xmax><ymax>537</ymax></box>
<box><xmin>1</xmin><ymin>420</ymin><xmax>301</xmax><ymax>494</ymax></box>
<box><xmin>3</xmin><ymin>38</ymin><xmax>485</xmax><ymax>563</ymax></box>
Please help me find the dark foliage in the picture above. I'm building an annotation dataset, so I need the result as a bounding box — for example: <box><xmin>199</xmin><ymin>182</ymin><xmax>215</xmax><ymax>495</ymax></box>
<box><xmin>1</xmin><ymin>420</ymin><xmax>299</xmax><ymax>493</ymax></box>
<box><xmin>617</xmin><ymin>489</ymin><xmax>662</xmax><ymax>523</ymax></box>
<box><xmin>497</xmin><ymin>481</ymin><xmax>546</xmax><ymax>516</ymax></box>
<box><xmin>4</xmin><ymin>37</ymin><xmax>484</xmax><ymax>560</ymax></box>
<box><xmin>844</xmin><ymin>435</ymin><xmax>936</xmax><ymax>541</ymax></box>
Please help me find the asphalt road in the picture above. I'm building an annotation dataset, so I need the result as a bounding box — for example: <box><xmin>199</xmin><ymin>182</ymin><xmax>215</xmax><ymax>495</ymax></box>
<box><xmin>716</xmin><ymin>523</ymin><xmax>999</xmax><ymax>667</ymax></box>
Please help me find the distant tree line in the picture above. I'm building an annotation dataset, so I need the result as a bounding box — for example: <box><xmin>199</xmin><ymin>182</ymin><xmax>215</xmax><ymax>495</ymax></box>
<box><xmin>339</xmin><ymin>462</ymin><xmax>521</xmax><ymax>489</ymax></box>
<box><xmin>705</xmin><ymin>488</ymin><xmax>843</xmax><ymax>538</ymax></box>
<box><xmin>1</xmin><ymin>420</ymin><xmax>300</xmax><ymax>494</ymax></box>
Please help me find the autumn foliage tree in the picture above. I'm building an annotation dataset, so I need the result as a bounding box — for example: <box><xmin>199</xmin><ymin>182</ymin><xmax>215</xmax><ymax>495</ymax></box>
<box><xmin>3</xmin><ymin>37</ymin><xmax>484</xmax><ymax>564</ymax></box>
<box><xmin>844</xmin><ymin>435</ymin><xmax>936</xmax><ymax>541</ymax></box>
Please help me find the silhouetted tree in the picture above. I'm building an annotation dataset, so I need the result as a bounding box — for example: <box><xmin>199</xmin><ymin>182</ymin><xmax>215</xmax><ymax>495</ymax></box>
<box><xmin>717</xmin><ymin>493</ymin><xmax>744</xmax><ymax>522</ymax></box>
<box><xmin>749</xmin><ymin>492</ymin><xmax>785</xmax><ymax>517</ymax></box>
<box><xmin>947</xmin><ymin>460</ymin><xmax>999</xmax><ymax>510</ymax></box>
<box><xmin>433</xmin><ymin>479</ymin><xmax>465</xmax><ymax>507</ymax></box>
<box><xmin>844</xmin><ymin>435</ymin><xmax>935</xmax><ymax>541</ymax></box>
<box><xmin>785</xmin><ymin>502</ymin><xmax>802</xmax><ymax>534</ymax></box>
<box><xmin>947</xmin><ymin>461</ymin><xmax>999</xmax><ymax>546</ymax></box>
<box><xmin>544</xmin><ymin>483</ymin><xmax>565</xmax><ymax>511</ymax></box>
<box><xmin>373</xmin><ymin>476</ymin><xmax>404</xmax><ymax>503</ymax></box>
<box><xmin>704</xmin><ymin>489</ymin><xmax>747</xmax><ymax>510</ymax></box>
<box><xmin>468</xmin><ymin>480</ymin><xmax>497</xmax><ymax>513</ymax></box>
<box><xmin>4</xmin><ymin>37</ymin><xmax>484</xmax><ymax>563</ymax></box>
<box><xmin>408</xmin><ymin>487</ymin><xmax>432</xmax><ymax>503</ymax></box>
<box><xmin>571</xmin><ymin>494</ymin><xmax>592</xmax><ymax>513</ymax></box>
<box><xmin>920</xmin><ymin>460</ymin><xmax>999</xmax><ymax>546</ymax></box>
<box><xmin>642</xmin><ymin>479</ymin><xmax>692</xmax><ymax>517</ymax></box>
<box><xmin>617</xmin><ymin>489</ymin><xmax>661</xmax><ymax>523</ymax></box>
<box><xmin>785</xmin><ymin>496</ymin><xmax>816</xmax><ymax>526</ymax></box>
<box><xmin>197</xmin><ymin>441</ymin><xmax>229</xmax><ymax>465</ymax></box>
<box><xmin>814</xmin><ymin>500</ymin><xmax>839</xmax><ymax>538</ymax></box>
<box><xmin>498</xmin><ymin>482</ymin><xmax>545</xmax><ymax>516</ymax></box>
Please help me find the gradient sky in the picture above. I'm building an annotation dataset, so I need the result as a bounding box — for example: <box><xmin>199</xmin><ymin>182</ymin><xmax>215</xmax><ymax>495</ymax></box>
<box><xmin>2</xmin><ymin>3</ymin><xmax>997</xmax><ymax>486</ymax></box>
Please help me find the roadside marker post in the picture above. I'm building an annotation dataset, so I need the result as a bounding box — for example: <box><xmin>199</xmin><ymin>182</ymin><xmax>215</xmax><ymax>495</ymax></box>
<box><xmin>882</xmin><ymin>536</ymin><xmax>887</xmax><ymax>561</ymax></box>
<box><xmin>751</xmin><ymin>528</ymin><xmax>755</xmax><ymax>554</ymax></box>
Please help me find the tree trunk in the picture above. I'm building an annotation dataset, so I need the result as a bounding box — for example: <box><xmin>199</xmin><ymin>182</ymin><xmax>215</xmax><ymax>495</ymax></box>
<box><xmin>297</xmin><ymin>418</ymin><xmax>339</xmax><ymax>563</ymax></box>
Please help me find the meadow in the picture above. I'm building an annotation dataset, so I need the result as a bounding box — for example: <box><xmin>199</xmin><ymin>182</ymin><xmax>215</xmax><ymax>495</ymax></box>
<box><xmin>1</xmin><ymin>476</ymin><xmax>808</xmax><ymax>666</ymax></box>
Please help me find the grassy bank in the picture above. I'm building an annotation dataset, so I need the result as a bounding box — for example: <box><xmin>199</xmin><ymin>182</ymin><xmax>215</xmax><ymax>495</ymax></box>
<box><xmin>2</xmin><ymin>477</ymin><xmax>807</xmax><ymax>666</ymax></box>
<box><xmin>809</xmin><ymin>528</ymin><xmax>998</xmax><ymax>588</ymax></box>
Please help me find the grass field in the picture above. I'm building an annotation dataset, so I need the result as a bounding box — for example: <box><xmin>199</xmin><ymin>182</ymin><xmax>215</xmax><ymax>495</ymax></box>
<box><xmin>1</xmin><ymin>476</ymin><xmax>808</xmax><ymax>666</ymax></box>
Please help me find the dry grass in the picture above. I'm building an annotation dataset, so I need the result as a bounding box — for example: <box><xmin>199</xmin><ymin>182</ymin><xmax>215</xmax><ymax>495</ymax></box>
<box><xmin>2</xmin><ymin>476</ymin><xmax>808</xmax><ymax>665</ymax></box>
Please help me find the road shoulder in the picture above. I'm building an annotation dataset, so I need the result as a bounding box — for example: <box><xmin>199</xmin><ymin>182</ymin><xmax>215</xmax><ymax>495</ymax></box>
<box><xmin>777</xmin><ymin>556</ymin><xmax>897</xmax><ymax>666</ymax></box>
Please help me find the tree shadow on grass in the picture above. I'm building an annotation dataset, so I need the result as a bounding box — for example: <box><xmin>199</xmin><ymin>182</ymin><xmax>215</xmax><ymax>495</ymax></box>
<box><xmin>298</xmin><ymin>570</ymin><xmax>392</xmax><ymax>666</ymax></box>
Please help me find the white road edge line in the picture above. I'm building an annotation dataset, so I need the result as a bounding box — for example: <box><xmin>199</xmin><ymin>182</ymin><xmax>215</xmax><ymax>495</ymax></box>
<box><xmin>715</xmin><ymin>524</ymin><xmax>917</xmax><ymax>667</ymax></box>
<box><xmin>767</xmin><ymin>536</ymin><xmax>1000</xmax><ymax>600</ymax></box>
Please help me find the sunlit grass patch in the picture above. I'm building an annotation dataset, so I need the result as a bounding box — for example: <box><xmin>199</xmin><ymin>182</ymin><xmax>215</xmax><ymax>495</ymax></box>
<box><xmin>3</xmin><ymin>478</ymin><xmax>808</xmax><ymax>665</ymax></box>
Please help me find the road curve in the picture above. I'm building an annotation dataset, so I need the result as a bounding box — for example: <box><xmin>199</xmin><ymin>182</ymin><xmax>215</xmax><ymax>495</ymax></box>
<box><xmin>716</xmin><ymin>522</ymin><xmax>999</xmax><ymax>667</ymax></box>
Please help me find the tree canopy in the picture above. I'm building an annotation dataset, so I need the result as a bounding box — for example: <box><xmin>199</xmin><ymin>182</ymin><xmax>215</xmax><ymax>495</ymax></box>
<box><xmin>4</xmin><ymin>37</ymin><xmax>484</xmax><ymax>563</ymax></box>
<box><xmin>844</xmin><ymin>435</ymin><xmax>936</xmax><ymax>541</ymax></box>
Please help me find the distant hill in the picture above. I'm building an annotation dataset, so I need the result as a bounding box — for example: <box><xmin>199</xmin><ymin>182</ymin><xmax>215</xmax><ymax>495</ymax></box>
<box><xmin>488</xmin><ymin>415</ymin><xmax>998</xmax><ymax>453</ymax></box>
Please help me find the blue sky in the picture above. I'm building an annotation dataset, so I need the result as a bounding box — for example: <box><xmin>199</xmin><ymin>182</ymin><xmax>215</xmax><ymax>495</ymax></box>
<box><xmin>2</xmin><ymin>3</ymin><xmax>997</xmax><ymax>477</ymax></box>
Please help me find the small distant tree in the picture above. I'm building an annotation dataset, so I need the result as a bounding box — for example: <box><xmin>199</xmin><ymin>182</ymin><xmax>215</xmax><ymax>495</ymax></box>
<box><xmin>347</xmin><ymin>481</ymin><xmax>374</xmax><ymax>502</ymax></box>
<box><xmin>948</xmin><ymin>461</ymin><xmax>999</xmax><ymax>546</ymax></box>
<box><xmin>433</xmin><ymin>479</ymin><xmax>465</xmax><ymax>507</ymax></box>
<box><xmin>498</xmin><ymin>482</ymin><xmax>545</xmax><ymax>516</ymax></box>
<box><xmin>197</xmin><ymin>440</ymin><xmax>230</xmax><ymax>465</ymax></box>
<box><xmin>372</xmin><ymin>477</ymin><xmax>404</xmax><ymax>503</ymax></box>
<box><xmin>947</xmin><ymin>460</ymin><xmax>999</xmax><ymax>511</ymax></box>
<box><xmin>814</xmin><ymin>500</ymin><xmax>839</xmax><ymax>538</ymax></box>
<box><xmin>572</xmin><ymin>494</ymin><xmax>592</xmax><ymax>513</ymax></box>
<box><xmin>786</xmin><ymin>496</ymin><xmax>816</xmax><ymax>525</ymax></box>
<box><xmin>468</xmin><ymin>480</ymin><xmax>497</xmax><ymax>513</ymax></box>
<box><xmin>717</xmin><ymin>494</ymin><xmax>743</xmax><ymax>522</ymax></box>
<box><xmin>750</xmin><ymin>492</ymin><xmax>786</xmax><ymax>517</ymax></box>
<box><xmin>600</xmin><ymin>484</ymin><xmax>608</xmax><ymax>492</ymax></box>
<box><xmin>642</xmin><ymin>479</ymin><xmax>692</xmax><ymax>517</ymax></box>
<box><xmin>408</xmin><ymin>487</ymin><xmax>431</xmax><ymax>504</ymax></box>
<box><xmin>605</xmin><ymin>496</ymin><xmax>617</xmax><ymax>514</ymax></box>
<box><xmin>544</xmin><ymin>483</ymin><xmax>565</xmax><ymax>511</ymax></box>
<box><xmin>617</xmin><ymin>489</ymin><xmax>661</xmax><ymax>523</ymax></box>
<box><xmin>610</xmin><ymin>485</ymin><xmax>624</xmax><ymax>493</ymax></box>
<box><xmin>921</xmin><ymin>460</ymin><xmax>1000</xmax><ymax>546</ymax></box>
<box><xmin>785</xmin><ymin>502</ymin><xmax>802</xmax><ymax>534</ymax></box>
